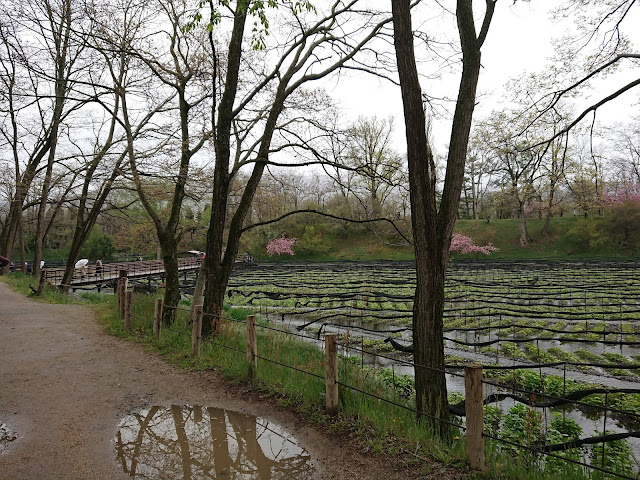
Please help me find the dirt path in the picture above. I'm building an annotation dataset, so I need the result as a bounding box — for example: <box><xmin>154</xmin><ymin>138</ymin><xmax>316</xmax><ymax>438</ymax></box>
<box><xmin>0</xmin><ymin>283</ymin><xmax>458</xmax><ymax>480</ymax></box>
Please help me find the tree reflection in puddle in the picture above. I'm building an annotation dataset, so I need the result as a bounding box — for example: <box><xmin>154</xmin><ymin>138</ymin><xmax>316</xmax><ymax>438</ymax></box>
<box><xmin>115</xmin><ymin>405</ymin><xmax>315</xmax><ymax>479</ymax></box>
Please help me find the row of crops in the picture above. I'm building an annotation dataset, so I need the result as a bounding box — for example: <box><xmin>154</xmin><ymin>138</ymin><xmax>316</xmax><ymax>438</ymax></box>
<box><xmin>227</xmin><ymin>260</ymin><xmax>640</xmax><ymax>381</ymax></box>
<box><xmin>223</xmin><ymin>260</ymin><xmax>640</xmax><ymax>476</ymax></box>
<box><xmin>224</xmin><ymin>260</ymin><xmax>640</xmax><ymax>474</ymax></box>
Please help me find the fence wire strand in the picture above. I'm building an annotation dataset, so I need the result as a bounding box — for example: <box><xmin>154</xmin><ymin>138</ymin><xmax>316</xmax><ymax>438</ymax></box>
<box><xmin>108</xmin><ymin>262</ymin><xmax>640</xmax><ymax>480</ymax></box>
<box><xmin>481</xmin><ymin>377</ymin><xmax>640</xmax><ymax>420</ymax></box>
<box><xmin>335</xmin><ymin>379</ymin><xmax>466</xmax><ymax>431</ymax></box>
<box><xmin>482</xmin><ymin>431</ymin><xmax>637</xmax><ymax>480</ymax></box>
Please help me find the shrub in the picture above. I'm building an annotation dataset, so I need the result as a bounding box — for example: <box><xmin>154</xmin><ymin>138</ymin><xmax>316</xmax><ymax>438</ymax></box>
<box><xmin>80</xmin><ymin>227</ymin><xmax>117</xmax><ymax>260</ymax></box>
<box><xmin>266</xmin><ymin>234</ymin><xmax>297</xmax><ymax>256</ymax></box>
<box><xmin>449</xmin><ymin>233</ymin><xmax>499</xmax><ymax>255</ymax></box>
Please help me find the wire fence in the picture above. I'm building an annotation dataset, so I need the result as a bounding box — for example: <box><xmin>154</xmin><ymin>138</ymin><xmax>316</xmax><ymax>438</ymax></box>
<box><xmin>115</xmin><ymin>280</ymin><xmax>640</xmax><ymax>480</ymax></box>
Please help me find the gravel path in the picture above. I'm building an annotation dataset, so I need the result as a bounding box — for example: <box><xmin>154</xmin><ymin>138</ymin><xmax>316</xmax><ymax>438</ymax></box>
<box><xmin>0</xmin><ymin>282</ymin><xmax>459</xmax><ymax>480</ymax></box>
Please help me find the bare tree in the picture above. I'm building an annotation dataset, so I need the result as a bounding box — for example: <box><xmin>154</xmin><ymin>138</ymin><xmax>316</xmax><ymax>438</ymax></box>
<box><xmin>609</xmin><ymin>117</ymin><xmax>640</xmax><ymax>187</ymax></box>
<box><xmin>59</xmin><ymin>0</ymin><xmax>176</xmax><ymax>291</ymax></box>
<box><xmin>0</xmin><ymin>0</ymin><xmax>107</xmax><ymax>279</ymax></box>
<box><xmin>341</xmin><ymin>116</ymin><xmax>404</xmax><ymax>218</ymax></box>
<box><xmin>0</xmin><ymin>0</ymin><xmax>86</xmax><ymax>274</ymax></box>
<box><xmin>464</xmin><ymin>134</ymin><xmax>497</xmax><ymax>220</ymax></box>
<box><xmin>114</xmin><ymin>0</ymin><xmax>212</xmax><ymax>323</ymax></box>
<box><xmin>475</xmin><ymin>112</ymin><xmax>551</xmax><ymax>246</ymax></box>
<box><xmin>200</xmin><ymin>1</ymin><xmax>394</xmax><ymax>333</ymax></box>
<box><xmin>391</xmin><ymin>0</ymin><xmax>496</xmax><ymax>437</ymax></box>
<box><xmin>524</xmin><ymin>0</ymin><xmax>639</xmax><ymax>143</ymax></box>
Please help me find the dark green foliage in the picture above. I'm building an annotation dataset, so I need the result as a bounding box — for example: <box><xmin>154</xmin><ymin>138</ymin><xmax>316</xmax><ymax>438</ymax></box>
<box><xmin>567</xmin><ymin>218</ymin><xmax>608</xmax><ymax>252</ymax></box>
<box><xmin>501</xmin><ymin>404</ymin><xmax>544</xmax><ymax>456</ymax></box>
<box><xmin>590</xmin><ymin>430</ymin><xmax>634</xmax><ymax>479</ymax></box>
<box><xmin>549</xmin><ymin>413</ymin><xmax>582</xmax><ymax>439</ymax></box>
<box><xmin>605</xmin><ymin>200</ymin><xmax>640</xmax><ymax>251</ymax></box>
<box><xmin>80</xmin><ymin>227</ymin><xmax>116</xmax><ymax>260</ymax></box>
<box><xmin>377</xmin><ymin>368</ymin><xmax>414</xmax><ymax>398</ymax></box>
<box><xmin>483</xmin><ymin>404</ymin><xmax>501</xmax><ymax>437</ymax></box>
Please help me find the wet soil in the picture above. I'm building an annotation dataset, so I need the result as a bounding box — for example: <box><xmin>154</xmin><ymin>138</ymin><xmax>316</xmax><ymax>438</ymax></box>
<box><xmin>0</xmin><ymin>283</ymin><xmax>462</xmax><ymax>480</ymax></box>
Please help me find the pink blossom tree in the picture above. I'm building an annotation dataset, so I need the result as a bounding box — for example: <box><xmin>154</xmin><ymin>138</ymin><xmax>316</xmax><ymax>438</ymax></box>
<box><xmin>600</xmin><ymin>183</ymin><xmax>640</xmax><ymax>249</ymax></box>
<box><xmin>266</xmin><ymin>234</ymin><xmax>297</xmax><ymax>256</ymax></box>
<box><xmin>449</xmin><ymin>233</ymin><xmax>499</xmax><ymax>256</ymax></box>
<box><xmin>602</xmin><ymin>183</ymin><xmax>640</xmax><ymax>208</ymax></box>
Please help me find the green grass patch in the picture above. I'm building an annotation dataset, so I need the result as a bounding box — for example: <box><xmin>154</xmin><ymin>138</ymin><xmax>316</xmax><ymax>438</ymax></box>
<box><xmin>98</xmin><ymin>294</ymin><xmax>469</xmax><ymax>465</ymax></box>
<box><xmin>0</xmin><ymin>272</ymin><xmax>111</xmax><ymax>305</ymax></box>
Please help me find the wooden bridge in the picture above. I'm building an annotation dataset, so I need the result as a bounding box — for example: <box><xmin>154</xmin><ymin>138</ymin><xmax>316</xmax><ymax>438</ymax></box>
<box><xmin>42</xmin><ymin>257</ymin><xmax>203</xmax><ymax>289</ymax></box>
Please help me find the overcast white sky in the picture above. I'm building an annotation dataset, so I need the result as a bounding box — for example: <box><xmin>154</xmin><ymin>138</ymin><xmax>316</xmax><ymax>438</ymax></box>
<box><xmin>324</xmin><ymin>0</ymin><xmax>640</xmax><ymax>155</ymax></box>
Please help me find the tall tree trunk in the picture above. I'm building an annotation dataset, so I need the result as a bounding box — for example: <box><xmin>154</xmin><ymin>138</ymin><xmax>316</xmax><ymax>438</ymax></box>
<box><xmin>200</xmin><ymin>1</ymin><xmax>397</xmax><ymax>334</ymax></box>
<box><xmin>202</xmin><ymin>264</ymin><xmax>231</xmax><ymax>335</ymax></box>
<box><xmin>62</xmin><ymin>231</ymin><xmax>87</xmax><ymax>289</ymax></box>
<box><xmin>202</xmin><ymin>181</ymin><xmax>232</xmax><ymax>335</ymax></box>
<box><xmin>1</xmin><ymin>193</ymin><xmax>23</xmax><ymax>274</ymax></box>
<box><xmin>542</xmin><ymin>212</ymin><xmax>552</xmax><ymax>235</ymax></box>
<box><xmin>0</xmin><ymin>144</ymin><xmax>53</xmax><ymax>274</ymax></box>
<box><xmin>33</xmin><ymin>149</ymin><xmax>56</xmax><ymax>281</ymax></box>
<box><xmin>413</xmin><ymin>248</ymin><xmax>449</xmax><ymax>433</ymax></box>
<box><xmin>370</xmin><ymin>190</ymin><xmax>381</xmax><ymax>218</ymax></box>
<box><xmin>542</xmin><ymin>151</ymin><xmax>559</xmax><ymax>236</ymax></box>
<box><xmin>518</xmin><ymin>198</ymin><xmax>529</xmax><ymax>246</ymax></box>
<box><xmin>18</xmin><ymin>210</ymin><xmax>26</xmax><ymax>272</ymax></box>
<box><xmin>462</xmin><ymin>187</ymin><xmax>470</xmax><ymax>218</ymax></box>
<box><xmin>31</xmin><ymin>0</ymin><xmax>71</xmax><ymax>282</ymax></box>
<box><xmin>471</xmin><ymin>165</ymin><xmax>479</xmax><ymax>220</ymax></box>
<box><xmin>60</xmin><ymin>163</ymin><xmax>122</xmax><ymax>290</ymax></box>
<box><xmin>392</xmin><ymin>0</ymin><xmax>493</xmax><ymax>439</ymax></box>
<box><xmin>542</xmin><ymin>190</ymin><xmax>554</xmax><ymax>236</ymax></box>
<box><xmin>392</xmin><ymin>0</ymin><xmax>448</xmax><ymax>437</ymax></box>
<box><xmin>159</xmin><ymin>235</ymin><xmax>181</xmax><ymax>325</ymax></box>
<box><xmin>202</xmin><ymin>2</ymin><xmax>249</xmax><ymax>334</ymax></box>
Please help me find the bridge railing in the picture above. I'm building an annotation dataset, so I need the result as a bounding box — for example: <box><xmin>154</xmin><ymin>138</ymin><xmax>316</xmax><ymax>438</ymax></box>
<box><xmin>42</xmin><ymin>256</ymin><xmax>202</xmax><ymax>287</ymax></box>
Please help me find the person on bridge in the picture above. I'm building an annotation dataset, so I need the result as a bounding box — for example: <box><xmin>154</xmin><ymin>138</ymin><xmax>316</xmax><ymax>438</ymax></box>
<box><xmin>96</xmin><ymin>259</ymin><xmax>103</xmax><ymax>278</ymax></box>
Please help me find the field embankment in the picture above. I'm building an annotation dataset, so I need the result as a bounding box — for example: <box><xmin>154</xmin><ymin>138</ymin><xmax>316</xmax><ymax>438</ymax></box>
<box><xmin>257</xmin><ymin>216</ymin><xmax>638</xmax><ymax>262</ymax></box>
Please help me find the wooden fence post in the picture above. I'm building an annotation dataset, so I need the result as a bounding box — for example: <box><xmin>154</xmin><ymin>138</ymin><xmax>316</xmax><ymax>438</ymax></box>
<box><xmin>124</xmin><ymin>290</ymin><xmax>133</xmax><ymax>329</ymax></box>
<box><xmin>325</xmin><ymin>334</ymin><xmax>338</xmax><ymax>415</ymax></box>
<box><xmin>153</xmin><ymin>298</ymin><xmax>163</xmax><ymax>341</ymax></box>
<box><xmin>37</xmin><ymin>272</ymin><xmax>46</xmax><ymax>296</ymax></box>
<box><xmin>465</xmin><ymin>363</ymin><xmax>484</xmax><ymax>470</ymax></box>
<box><xmin>118</xmin><ymin>270</ymin><xmax>128</xmax><ymax>317</ymax></box>
<box><xmin>246</xmin><ymin>315</ymin><xmax>257</xmax><ymax>379</ymax></box>
<box><xmin>117</xmin><ymin>281</ymin><xmax>122</xmax><ymax>314</ymax></box>
<box><xmin>192</xmin><ymin>305</ymin><xmax>203</xmax><ymax>356</ymax></box>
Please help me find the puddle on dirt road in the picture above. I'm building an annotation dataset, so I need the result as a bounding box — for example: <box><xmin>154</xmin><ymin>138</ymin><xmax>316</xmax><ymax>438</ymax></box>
<box><xmin>115</xmin><ymin>405</ymin><xmax>315</xmax><ymax>479</ymax></box>
<box><xmin>0</xmin><ymin>423</ymin><xmax>18</xmax><ymax>454</ymax></box>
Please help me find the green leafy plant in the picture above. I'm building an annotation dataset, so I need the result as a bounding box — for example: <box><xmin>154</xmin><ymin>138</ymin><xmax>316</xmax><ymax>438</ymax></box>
<box><xmin>590</xmin><ymin>430</ymin><xmax>634</xmax><ymax>479</ymax></box>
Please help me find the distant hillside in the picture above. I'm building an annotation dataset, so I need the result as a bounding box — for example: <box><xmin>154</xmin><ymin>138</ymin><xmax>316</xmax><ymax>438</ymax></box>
<box><xmin>452</xmin><ymin>217</ymin><xmax>632</xmax><ymax>260</ymax></box>
<box><xmin>255</xmin><ymin>216</ymin><xmax>639</xmax><ymax>262</ymax></box>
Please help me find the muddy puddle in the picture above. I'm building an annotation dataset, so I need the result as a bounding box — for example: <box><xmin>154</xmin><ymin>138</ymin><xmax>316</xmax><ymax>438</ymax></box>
<box><xmin>0</xmin><ymin>423</ymin><xmax>18</xmax><ymax>454</ymax></box>
<box><xmin>115</xmin><ymin>405</ymin><xmax>315</xmax><ymax>479</ymax></box>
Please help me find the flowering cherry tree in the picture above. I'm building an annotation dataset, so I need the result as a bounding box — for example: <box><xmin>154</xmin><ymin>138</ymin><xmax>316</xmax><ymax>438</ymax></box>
<box><xmin>602</xmin><ymin>184</ymin><xmax>640</xmax><ymax>208</ymax></box>
<box><xmin>449</xmin><ymin>233</ymin><xmax>499</xmax><ymax>255</ymax></box>
<box><xmin>266</xmin><ymin>234</ymin><xmax>297</xmax><ymax>256</ymax></box>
